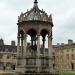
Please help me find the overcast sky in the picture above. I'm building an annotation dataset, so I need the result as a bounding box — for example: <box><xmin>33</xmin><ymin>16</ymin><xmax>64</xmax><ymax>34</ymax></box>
<box><xmin>0</xmin><ymin>0</ymin><xmax>75</xmax><ymax>45</ymax></box>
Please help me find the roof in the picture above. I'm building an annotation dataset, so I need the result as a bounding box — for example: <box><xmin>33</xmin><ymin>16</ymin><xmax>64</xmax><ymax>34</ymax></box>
<box><xmin>0</xmin><ymin>45</ymin><xmax>17</xmax><ymax>52</ymax></box>
<box><xmin>53</xmin><ymin>43</ymin><xmax>75</xmax><ymax>50</ymax></box>
<box><xmin>18</xmin><ymin>0</ymin><xmax>52</xmax><ymax>23</ymax></box>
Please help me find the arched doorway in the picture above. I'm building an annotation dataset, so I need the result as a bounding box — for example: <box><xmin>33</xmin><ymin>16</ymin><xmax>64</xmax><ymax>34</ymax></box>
<box><xmin>71</xmin><ymin>62</ymin><xmax>74</xmax><ymax>71</ymax></box>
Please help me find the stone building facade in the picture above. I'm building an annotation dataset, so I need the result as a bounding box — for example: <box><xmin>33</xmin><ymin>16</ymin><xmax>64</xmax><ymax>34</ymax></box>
<box><xmin>0</xmin><ymin>39</ymin><xmax>75</xmax><ymax>73</ymax></box>
<box><xmin>0</xmin><ymin>39</ymin><xmax>17</xmax><ymax>74</ymax></box>
<box><xmin>53</xmin><ymin>39</ymin><xmax>75</xmax><ymax>71</ymax></box>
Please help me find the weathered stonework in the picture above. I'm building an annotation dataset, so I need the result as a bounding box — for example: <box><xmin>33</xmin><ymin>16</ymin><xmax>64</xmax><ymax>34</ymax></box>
<box><xmin>16</xmin><ymin>0</ymin><xmax>54</xmax><ymax>75</ymax></box>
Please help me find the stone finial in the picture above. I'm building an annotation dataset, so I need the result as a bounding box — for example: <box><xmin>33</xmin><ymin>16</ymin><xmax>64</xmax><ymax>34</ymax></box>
<box><xmin>0</xmin><ymin>38</ymin><xmax>4</xmax><ymax>45</ymax></box>
<box><xmin>34</xmin><ymin>0</ymin><xmax>38</xmax><ymax>3</ymax></box>
<box><xmin>48</xmin><ymin>14</ymin><xmax>52</xmax><ymax>22</ymax></box>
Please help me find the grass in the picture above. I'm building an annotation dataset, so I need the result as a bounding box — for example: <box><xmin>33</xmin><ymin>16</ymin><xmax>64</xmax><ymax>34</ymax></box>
<box><xmin>59</xmin><ymin>71</ymin><xmax>75</xmax><ymax>75</ymax></box>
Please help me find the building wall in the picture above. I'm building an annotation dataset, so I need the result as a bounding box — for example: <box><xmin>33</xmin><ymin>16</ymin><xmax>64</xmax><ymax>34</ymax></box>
<box><xmin>0</xmin><ymin>39</ymin><xmax>17</xmax><ymax>71</ymax></box>
<box><xmin>53</xmin><ymin>42</ymin><xmax>75</xmax><ymax>71</ymax></box>
<box><xmin>0</xmin><ymin>39</ymin><xmax>75</xmax><ymax>72</ymax></box>
<box><xmin>0</xmin><ymin>52</ymin><xmax>16</xmax><ymax>70</ymax></box>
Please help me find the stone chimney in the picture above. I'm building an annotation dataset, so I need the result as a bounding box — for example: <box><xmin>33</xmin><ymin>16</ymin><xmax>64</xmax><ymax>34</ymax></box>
<box><xmin>61</xmin><ymin>43</ymin><xmax>64</xmax><ymax>45</ymax></box>
<box><xmin>57</xmin><ymin>43</ymin><xmax>60</xmax><ymax>45</ymax></box>
<box><xmin>11</xmin><ymin>41</ymin><xmax>15</xmax><ymax>46</ymax></box>
<box><xmin>0</xmin><ymin>38</ymin><xmax>4</xmax><ymax>45</ymax></box>
<box><xmin>68</xmin><ymin>39</ymin><xmax>73</xmax><ymax>44</ymax></box>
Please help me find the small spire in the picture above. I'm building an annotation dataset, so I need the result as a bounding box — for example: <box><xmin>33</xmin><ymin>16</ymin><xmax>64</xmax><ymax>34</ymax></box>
<box><xmin>34</xmin><ymin>0</ymin><xmax>38</xmax><ymax>7</ymax></box>
<box><xmin>34</xmin><ymin>0</ymin><xmax>38</xmax><ymax>4</ymax></box>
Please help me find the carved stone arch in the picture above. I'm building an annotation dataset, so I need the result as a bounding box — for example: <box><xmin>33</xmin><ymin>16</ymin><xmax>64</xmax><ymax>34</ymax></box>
<box><xmin>40</xmin><ymin>29</ymin><xmax>48</xmax><ymax>48</ymax></box>
<box><xmin>27</xmin><ymin>28</ymin><xmax>37</xmax><ymax>37</ymax></box>
<box><xmin>26</xmin><ymin>28</ymin><xmax>37</xmax><ymax>49</ymax></box>
<box><xmin>40</xmin><ymin>29</ymin><xmax>48</xmax><ymax>37</ymax></box>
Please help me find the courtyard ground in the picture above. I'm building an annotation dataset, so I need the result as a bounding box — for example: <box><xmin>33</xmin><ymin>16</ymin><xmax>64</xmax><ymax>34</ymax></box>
<box><xmin>59</xmin><ymin>71</ymin><xmax>75</xmax><ymax>75</ymax></box>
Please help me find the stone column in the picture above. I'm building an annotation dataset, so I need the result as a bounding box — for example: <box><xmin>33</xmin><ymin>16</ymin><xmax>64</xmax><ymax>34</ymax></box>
<box><xmin>21</xmin><ymin>37</ymin><xmax>23</xmax><ymax>56</ymax></box>
<box><xmin>42</xmin><ymin>37</ymin><xmax>45</xmax><ymax>48</ymax></box>
<box><xmin>37</xmin><ymin>32</ymin><xmax>41</xmax><ymax>72</ymax></box>
<box><xmin>48</xmin><ymin>31</ymin><xmax>53</xmax><ymax>72</ymax></box>
<box><xmin>23</xmin><ymin>33</ymin><xmax>27</xmax><ymax>72</ymax></box>
<box><xmin>17</xmin><ymin>35</ymin><xmax>20</xmax><ymax>58</ymax></box>
<box><xmin>42</xmin><ymin>37</ymin><xmax>46</xmax><ymax>54</ymax></box>
<box><xmin>16</xmin><ymin>35</ymin><xmax>21</xmax><ymax>69</ymax></box>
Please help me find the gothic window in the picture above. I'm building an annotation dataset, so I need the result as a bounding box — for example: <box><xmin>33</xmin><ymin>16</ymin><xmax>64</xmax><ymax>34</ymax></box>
<box><xmin>72</xmin><ymin>54</ymin><xmax>74</xmax><ymax>60</ymax></box>
<box><xmin>7</xmin><ymin>55</ymin><xmax>11</xmax><ymax>59</ymax></box>
<box><xmin>66</xmin><ymin>54</ymin><xmax>69</xmax><ymax>60</ymax></box>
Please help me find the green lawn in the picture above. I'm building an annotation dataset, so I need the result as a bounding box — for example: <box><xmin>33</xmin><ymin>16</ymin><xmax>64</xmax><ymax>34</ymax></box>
<box><xmin>60</xmin><ymin>71</ymin><xmax>75</xmax><ymax>75</ymax></box>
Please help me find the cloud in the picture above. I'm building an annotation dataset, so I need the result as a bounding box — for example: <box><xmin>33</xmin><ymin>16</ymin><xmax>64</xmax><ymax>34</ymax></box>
<box><xmin>0</xmin><ymin>0</ymin><xmax>75</xmax><ymax>45</ymax></box>
<box><xmin>53</xmin><ymin>7</ymin><xmax>75</xmax><ymax>44</ymax></box>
